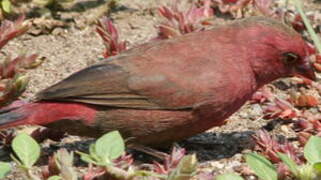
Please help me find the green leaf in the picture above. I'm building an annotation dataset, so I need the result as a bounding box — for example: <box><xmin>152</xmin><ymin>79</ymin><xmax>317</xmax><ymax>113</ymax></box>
<box><xmin>245</xmin><ymin>153</ymin><xmax>277</xmax><ymax>180</ymax></box>
<box><xmin>178</xmin><ymin>154</ymin><xmax>198</xmax><ymax>173</ymax></box>
<box><xmin>95</xmin><ymin>131</ymin><xmax>125</xmax><ymax>164</ymax></box>
<box><xmin>47</xmin><ymin>176</ymin><xmax>62</xmax><ymax>180</ymax></box>
<box><xmin>1</xmin><ymin>0</ymin><xmax>11</xmax><ymax>13</ymax></box>
<box><xmin>277</xmin><ymin>152</ymin><xmax>299</xmax><ymax>176</ymax></box>
<box><xmin>216</xmin><ymin>173</ymin><xmax>244</xmax><ymax>180</ymax></box>
<box><xmin>298</xmin><ymin>164</ymin><xmax>314</xmax><ymax>180</ymax></box>
<box><xmin>304</xmin><ymin>136</ymin><xmax>321</xmax><ymax>164</ymax></box>
<box><xmin>33</xmin><ymin>0</ymin><xmax>54</xmax><ymax>6</ymax></box>
<box><xmin>88</xmin><ymin>144</ymin><xmax>100</xmax><ymax>163</ymax></box>
<box><xmin>56</xmin><ymin>0</ymin><xmax>74</xmax><ymax>3</ymax></box>
<box><xmin>77</xmin><ymin>151</ymin><xmax>97</xmax><ymax>165</ymax></box>
<box><xmin>313</xmin><ymin>162</ymin><xmax>321</xmax><ymax>175</ymax></box>
<box><xmin>12</xmin><ymin>133</ymin><xmax>40</xmax><ymax>168</ymax></box>
<box><xmin>168</xmin><ymin>154</ymin><xmax>198</xmax><ymax>180</ymax></box>
<box><xmin>0</xmin><ymin>162</ymin><xmax>11</xmax><ymax>178</ymax></box>
<box><xmin>14</xmin><ymin>75</ymin><xmax>29</xmax><ymax>94</ymax></box>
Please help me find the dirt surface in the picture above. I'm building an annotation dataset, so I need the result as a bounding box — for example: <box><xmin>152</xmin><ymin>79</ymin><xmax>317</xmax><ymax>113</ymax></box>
<box><xmin>1</xmin><ymin>0</ymin><xmax>321</xmax><ymax>179</ymax></box>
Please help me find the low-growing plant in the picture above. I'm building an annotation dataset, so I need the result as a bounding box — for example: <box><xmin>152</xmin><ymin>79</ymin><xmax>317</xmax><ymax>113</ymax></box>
<box><xmin>0</xmin><ymin>0</ymin><xmax>34</xmax><ymax>19</ymax></box>
<box><xmin>248</xmin><ymin>135</ymin><xmax>321</xmax><ymax>180</ymax></box>
<box><xmin>0</xmin><ymin>161</ymin><xmax>11</xmax><ymax>178</ymax></box>
<box><xmin>77</xmin><ymin>131</ymin><xmax>137</xmax><ymax>179</ymax></box>
<box><xmin>157</xmin><ymin>0</ymin><xmax>214</xmax><ymax>39</ymax></box>
<box><xmin>96</xmin><ymin>17</ymin><xmax>127</xmax><ymax>58</ymax></box>
<box><xmin>0</xmin><ymin>130</ymin><xmax>203</xmax><ymax>179</ymax></box>
<box><xmin>216</xmin><ymin>173</ymin><xmax>244</xmax><ymax>180</ymax></box>
<box><xmin>51</xmin><ymin>149</ymin><xmax>77</xmax><ymax>180</ymax></box>
<box><xmin>78</xmin><ymin>131</ymin><xmax>199</xmax><ymax>179</ymax></box>
<box><xmin>10</xmin><ymin>133</ymin><xmax>41</xmax><ymax>179</ymax></box>
<box><xmin>0</xmin><ymin>0</ymin><xmax>12</xmax><ymax>16</ymax></box>
<box><xmin>253</xmin><ymin>130</ymin><xmax>303</xmax><ymax>165</ymax></box>
<box><xmin>0</xmin><ymin>16</ymin><xmax>42</xmax><ymax>107</ymax></box>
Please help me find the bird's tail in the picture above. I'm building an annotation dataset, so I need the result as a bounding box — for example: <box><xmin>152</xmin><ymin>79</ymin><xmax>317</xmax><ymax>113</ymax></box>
<box><xmin>0</xmin><ymin>101</ymin><xmax>97</xmax><ymax>129</ymax></box>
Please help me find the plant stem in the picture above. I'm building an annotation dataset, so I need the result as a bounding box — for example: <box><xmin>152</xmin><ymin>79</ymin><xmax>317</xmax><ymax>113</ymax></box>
<box><xmin>293</xmin><ymin>0</ymin><xmax>321</xmax><ymax>54</ymax></box>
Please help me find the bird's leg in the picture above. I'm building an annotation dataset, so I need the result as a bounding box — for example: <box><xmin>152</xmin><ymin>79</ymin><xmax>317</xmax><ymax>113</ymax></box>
<box><xmin>127</xmin><ymin>143</ymin><xmax>168</xmax><ymax>160</ymax></box>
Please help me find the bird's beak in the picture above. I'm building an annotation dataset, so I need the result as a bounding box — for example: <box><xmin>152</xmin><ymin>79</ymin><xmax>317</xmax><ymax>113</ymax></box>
<box><xmin>294</xmin><ymin>59</ymin><xmax>316</xmax><ymax>80</ymax></box>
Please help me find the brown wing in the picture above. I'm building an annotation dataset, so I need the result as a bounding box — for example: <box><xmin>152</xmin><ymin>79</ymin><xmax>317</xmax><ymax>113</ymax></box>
<box><xmin>36</xmin><ymin>59</ymin><xmax>165</xmax><ymax>109</ymax></box>
<box><xmin>37</xmin><ymin>31</ymin><xmax>229</xmax><ymax>110</ymax></box>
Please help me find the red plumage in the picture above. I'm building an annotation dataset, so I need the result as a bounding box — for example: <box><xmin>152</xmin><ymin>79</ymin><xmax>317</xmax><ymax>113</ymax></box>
<box><xmin>0</xmin><ymin>17</ymin><xmax>315</xmax><ymax>145</ymax></box>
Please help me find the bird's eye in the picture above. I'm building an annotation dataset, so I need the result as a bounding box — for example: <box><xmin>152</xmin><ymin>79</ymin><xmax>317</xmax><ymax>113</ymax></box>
<box><xmin>282</xmin><ymin>52</ymin><xmax>299</xmax><ymax>64</ymax></box>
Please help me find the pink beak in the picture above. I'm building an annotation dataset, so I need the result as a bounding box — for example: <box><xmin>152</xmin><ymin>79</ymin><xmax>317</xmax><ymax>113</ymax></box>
<box><xmin>295</xmin><ymin>60</ymin><xmax>316</xmax><ymax>80</ymax></box>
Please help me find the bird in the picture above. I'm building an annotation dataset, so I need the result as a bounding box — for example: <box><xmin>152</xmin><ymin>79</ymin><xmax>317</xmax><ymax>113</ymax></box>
<box><xmin>0</xmin><ymin>16</ymin><xmax>315</xmax><ymax>146</ymax></box>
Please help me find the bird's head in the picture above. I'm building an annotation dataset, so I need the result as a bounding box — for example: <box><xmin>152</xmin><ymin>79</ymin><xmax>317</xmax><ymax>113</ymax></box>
<box><xmin>278</xmin><ymin>48</ymin><xmax>315</xmax><ymax>80</ymax></box>
<box><xmin>239</xmin><ymin>17</ymin><xmax>316</xmax><ymax>86</ymax></box>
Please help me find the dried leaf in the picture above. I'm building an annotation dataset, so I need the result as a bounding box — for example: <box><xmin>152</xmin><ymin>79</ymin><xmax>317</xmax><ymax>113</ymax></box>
<box><xmin>291</xmin><ymin>94</ymin><xmax>319</xmax><ymax>107</ymax></box>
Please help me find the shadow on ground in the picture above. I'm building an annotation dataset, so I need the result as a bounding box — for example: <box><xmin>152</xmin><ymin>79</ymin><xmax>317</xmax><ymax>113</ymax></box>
<box><xmin>180</xmin><ymin>131</ymin><xmax>255</xmax><ymax>161</ymax></box>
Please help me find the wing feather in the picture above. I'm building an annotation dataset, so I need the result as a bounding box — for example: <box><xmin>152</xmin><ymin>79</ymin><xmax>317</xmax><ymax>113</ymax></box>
<box><xmin>36</xmin><ymin>60</ymin><xmax>164</xmax><ymax>109</ymax></box>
